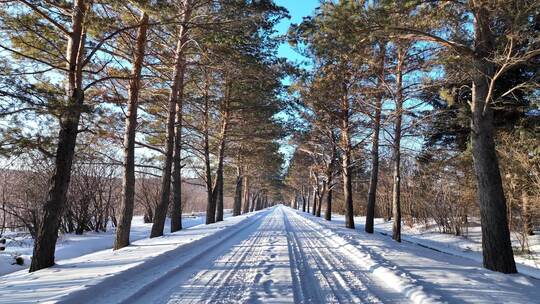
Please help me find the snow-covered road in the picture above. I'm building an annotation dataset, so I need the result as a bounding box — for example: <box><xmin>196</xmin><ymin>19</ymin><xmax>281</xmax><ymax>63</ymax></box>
<box><xmin>283</xmin><ymin>208</ymin><xmax>402</xmax><ymax>303</ymax></box>
<box><xmin>131</xmin><ymin>206</ymin><xmax>294</xmax><ymax>304</ymax></box>
<box><xmin>114</xmin><ymin>206</ymin><xmax>540</xmax><ymax>304</ymax></box>
<box><xmin>1</xmin><ymin>205</ymin><xmax>539</xmax><ymax>304</ymax></box>
<box><xmin>129</xmin><ymin>207</ymin><xmax>402</xmax><ymax>304</ymax></box>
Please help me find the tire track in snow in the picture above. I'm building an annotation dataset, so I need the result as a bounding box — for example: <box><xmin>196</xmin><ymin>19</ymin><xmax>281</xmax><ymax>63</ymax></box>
<box><xmin>283</xmin><ymin>208</ymin><xmax>391</xmax><ymax>304</ymax></box>
<box><xmin>134</xmin><ymin>207</ymin><xmax>294</xmax><ymax>304</ymax></box>
<box><xmin>293</xmin><ymin>211</ymin><xmax>444</xmax><ymax>304</ymax></box>
<box><xmin>284</xmin><ymin>210</ymin><xmax>329</xmax><ymax>303</ymax></box>
<box><xmin>119</xmin><ymin>206</ymin><xmax>410</xmax><ymax>304</ymax></box>
<box><xmin>179</xmin><ymin>213</ymin><xmax>273</xmax><ymax>303</ymax></box>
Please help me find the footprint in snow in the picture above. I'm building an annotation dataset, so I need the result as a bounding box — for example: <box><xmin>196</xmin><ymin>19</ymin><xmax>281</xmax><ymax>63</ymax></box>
<box><xmin>254</xmin><ymin>272</ymin><xmax>263</xmax><ymax>283</ymax></box>
<box><xmin>263</xmin><ymin>280</ymin><xmax>274</xmax><ymax>295</ymax></box>
<box><xmin>247</xmin><ymin>293</ymin><xmax>263</xmax><ymax>304</ymax></box>
<box><xmin>264</xmin><ymin>265</ymin><xmax>275</xmax><ymax>275</ymax></box>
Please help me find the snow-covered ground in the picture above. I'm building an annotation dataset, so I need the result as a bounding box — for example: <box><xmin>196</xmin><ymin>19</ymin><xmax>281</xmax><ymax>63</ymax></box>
<box><xmin>328</xmin><ymin>214</ymin><xmax>540</xmax><ymax>279</ymax></box>
<box><xmin>0</xmin><ymin>212</ymin><xmax>231</xmax><ymax>276</ymax></box>
<box><xmin>0</xmin><ymin>206</ymin><xmax>538</xmax><ymax>303</ymax></box>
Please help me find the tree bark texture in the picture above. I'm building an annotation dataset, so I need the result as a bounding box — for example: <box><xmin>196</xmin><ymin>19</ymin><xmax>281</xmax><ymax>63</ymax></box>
<box><xmin>214</xmin><ymin>97</ymin><xmax>230</xmax><ymax>222</ymax></box>
<box><xmin>171</xmin><ymin>1</ymin><xmax>192</xmax><ymax>233</ymax></box>
<box><xmin>30</xmin><ymin>0</ymin><xmax>88</xmax><ymax>272</ymax></box>
<box><xmin>391</xmin><ymin>45</ymin><xmax>404</xmax><ymax>242</ymax></box>
<box><xmin>150</xmin><ymin>3</ymin><xmax>192</xmax><ymax>237</ymax></box>
<box><xmin>114</xmin><ymin>12</ymin><xmax>149</xmax><ymax>249</ymax></box>
<box><xmin>233</xmin><ymin>172</ymin><xmax>243</xmax><ymax>216</ymax></box>
<box><xmin>242</xmin><ymin>176</ymin><xmax>250</xmax><ymax>214</ymax></box>
<box><xmin>366</xmin><ymin>41</ymin><xmax>386</xmax><ymax>234</ymax></box>
<box><xmin>341</xmin><ymin>88</ymin><xmax>354</xmax><ymax>229</ymax></box>
<box><xmin>470</xmin><ymin>6</ymin><xmax>516</xmax><ymax>273</ymax></box>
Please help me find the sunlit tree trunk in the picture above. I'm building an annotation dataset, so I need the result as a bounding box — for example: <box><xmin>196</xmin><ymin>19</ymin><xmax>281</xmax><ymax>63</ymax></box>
<box><xmin>366</xmin><ymin>41</ymin><xmax>385</xmax><ymax>234</ymax></box>
<box><xmin>391</xmin><ymin>45</ymin><xmax>404</xmax><ymax>242</ymax></box>
<box><xmin>203</xmin><ymin>78</ymin><xmax>215</xmax><ymax>224</ymax></box>
<box><xmin>114</xmin><ymin>12</ymin><xmax>149</xmax><ymax>249</ymax></box>
<box><xmin>325</xmin><ymin>134</ymin><xmax>337</xmax><ymax>221</ymax></box>
<box><xmin>522</xmin><ymin>194</ymin><xmax>533</xmax><ymax>236</ymax></box>
<box><xmin>151</xmin><ymin>2</ymin><xmax>194</xmax><ymax>237</ymax></box>
<box><xmin>214</xmin><ymin>103</ymin><xmax>230</xmax><ymax>222</ymax></box>
<box><xmin>469</xmin><ymin>6</ymin><xmax>516</xmax><ymax>273</ymax></box>
<box><xmin>311</xmin><ymin>186</ymin><xmax>317</xmax><ymax>216</ymax></box>
<box><xmin>341</xmin><ymin>84</ymin><xmax>354</xmax><ymax>229</ymax></box>
<box><xmin>233</xmin><ymin>167</ymin><xmax>243</xmax><ymax>216</ymax></box>
<box><xmin>325</xmin><ymin>186</ymin><xmax>333</xmax><ymax>221</ymax></box>
<box><xmin>214</xmin><ymin>85</ymin><xmax>231</xmax><ymax>222</ymax></box>
<box><xmin>30</xmin><ymin>0</ymin><xmax>88</xmax><ymax>272</ymax></box>
<box><xmin>242</xmin><ymin>176</ymin><xmax>250</xmax><ymax>214</ymax></box>
<box><xmin>316</xmin><ymin>182</ymin><xmax>324</xmax><ymax>217</ymax></box>
<box><xmin>171</xmin><ymin>1</ymin><xmax>192</xmax><ymax>233</ymax></box>
<box><xmin>306</xmin><ymin>186</ymin><xmax>312</xmax><ymax>213</ymax></box>
<box><xmin>301</xmin><ymin>185</ymin><xmax>306</xmax><ymax>212</ymax></box>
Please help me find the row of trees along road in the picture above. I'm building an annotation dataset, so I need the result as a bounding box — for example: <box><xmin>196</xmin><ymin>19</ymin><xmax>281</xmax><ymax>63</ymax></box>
<box><xmin>0</xmin><ymin>0</ymin><xmax>288</xmax><ymax>272</ymax></box>
<box><xmin>284</xmin><ymin>0</ymin><xmax>539</xmax><ymax>274</ymax></box>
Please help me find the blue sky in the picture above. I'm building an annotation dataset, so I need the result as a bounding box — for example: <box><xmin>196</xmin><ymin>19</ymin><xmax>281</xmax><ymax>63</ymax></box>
<box><xmin>274</xmin><ymin>0</ymin><xmax>319</xmax><ymax>64</ymax></box>
<box><xmin>273</xmin><ymin>1</ymin><xmax>319</xmax><ymax>165</ymax></box>
<box><xmin>271</xmin><ymin>1</ymin><xmax>428</xmax><ymax>164</ymax></box>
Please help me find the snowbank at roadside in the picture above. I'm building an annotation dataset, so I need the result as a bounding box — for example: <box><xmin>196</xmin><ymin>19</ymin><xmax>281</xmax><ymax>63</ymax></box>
<box><xmin>296</xmin><ymin>210</ymin><xmax>540</xmax><ymax>303</ymax></box>
<box><xmin>289</xmin><ymin>211</ymin><xmax>443</xmax><ymax>304</ymax></box>
<box><xmin>327</xmin><ymin>214</ymin><xmax>540</xmax><ymax>279</ymax></box>
<box><xmin>0</xmin><ymin>209</ymin><xmax>258</xmax><ymax>304</ymax></box>
<box><xmin>0</xmin><ymin>212</ymin><xmax>231</xmax><ymax>277</ymax></box>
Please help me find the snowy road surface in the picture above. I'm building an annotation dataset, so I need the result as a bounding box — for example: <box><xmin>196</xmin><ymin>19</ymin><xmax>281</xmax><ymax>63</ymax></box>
<box><xmin>129</xmin><ymin>207</ymin><xmax>402</xmax><ymax>304</ymax></box>
<box><xmin>1</xmin><ymin>205</ymin><xmax>539</xmax><ymax>304</ymax></box>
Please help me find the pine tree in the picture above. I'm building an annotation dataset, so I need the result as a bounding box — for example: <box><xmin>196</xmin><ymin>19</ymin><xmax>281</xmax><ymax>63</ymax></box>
<box><xmin>114</xmin><ymin>8</ymin><xmax>149</xmax><ymax>250</ymax></box>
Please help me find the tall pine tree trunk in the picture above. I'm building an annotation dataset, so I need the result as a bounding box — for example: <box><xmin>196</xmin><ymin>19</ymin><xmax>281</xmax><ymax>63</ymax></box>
<box><xmin>30</xmin><ymin>0</ymin><xmax>88</xmax><ymax>272</ymax></box>
<box><xmin>114</xmin><ymin>12</ymin><xmax>148</xmax><ymax>250</ymax></box>
<box><xmin>325</xmin><ymin>135</ymin><xmax>336</xmax><ymax>221</ymax></box>
<box><xmin>391</xmin><ymin>45</ymin><xmax>404</xmax><ymax>242</ymax></box>
<box><xmin>214</xmin><ymin>98</ymin><xmax>230</xmax><ymax>222</ymax></box>
<box><xmin>233</xmin><ymin>168</ymin><xmax>243</xmax><ymax>216</ymax></box>
<box><xmin>171</xmin><ymin>1</ymin><xmax>192</xmax><ymax>233</ymax></box>
<box><xmin>366</xmin><ymin>41</ymin><xmax>385</xmax><ymax>234</ymax></box>
<box><xmin>150</xmin><ymin>95</ymin><xmax>175</xmax><ymax>236</ymax></box>
<box><xmin>301</xmin><ymin>185</ymin><xmax>306</xmax><ymax>212</ymax></box>
<box><xmin>306</xmin><ymin>187</ymin><xmax>310</xmax><ymax>212</ymax></box>
<box><xmin>151</xmin><ymin>2</ymin><xmax>195</xmax><ymax>237</ymax></box>
<box><xmin>252</xmin><ymin>193</ymin><xmax>259</xmax><ymax>211</ymax></box>
<box><xmin>522</xmin><ymin>194</ymin><xmax>533</xmax><ymax>236</ymax></box>
<box><xmin>470</xmin><ymin>6</ymin><xmax>516</xmax><ymax>273</ymax></box>
<box><xmin>341</xmin><ymin>88</ymin><xmax>354</xmax><ymax>229</ymax></box>
<box><xmin>203</xmin><ymin>78</ymin><xmax>215</xmax><ymax>224</ymax></box>
<box><xmin>471</xmin><ymin>67</ymin><xmax>516</xmax><ymax>272</ymax></box>
<box><xmin>316</xmin><ymin>183</ymin><xmax>324</xmax><ymax>217</ymax></box>
<box><xmin>214</xmin><ymin>173</ymin><xmax>224</xmax><ymax>221</ymax></box>
<box><xmin>205</xmin><ymin>142</ymin><xmax>215</xmax><ymax>224</ymax></box>
<box><xmin>342</xmin><ymin>147</ymin><xmax>354</xmax><ymax>229</ymax></box>
<box><xmin>310</xmin><ymin>187</ymin><xmax>316</xmax><ymax>215</ymax></box>
<box><xmin>250</xmin><ymin>192</ymin><xmax>256</xmax><ymax>212</ymax></box>
<box><xmin>171</xmin><ymin>93</ymin><xmax>184</xmax><ymax>232</ymax></box>
<box><xmin>325</xmin><ymin>187</ymin><xmax>333</xmax><ymax>221</ymax></box>
<box><xmin>242</xmin><ymin>176</ymin><xmax>250</xmax><ymax>214</ymax></box>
